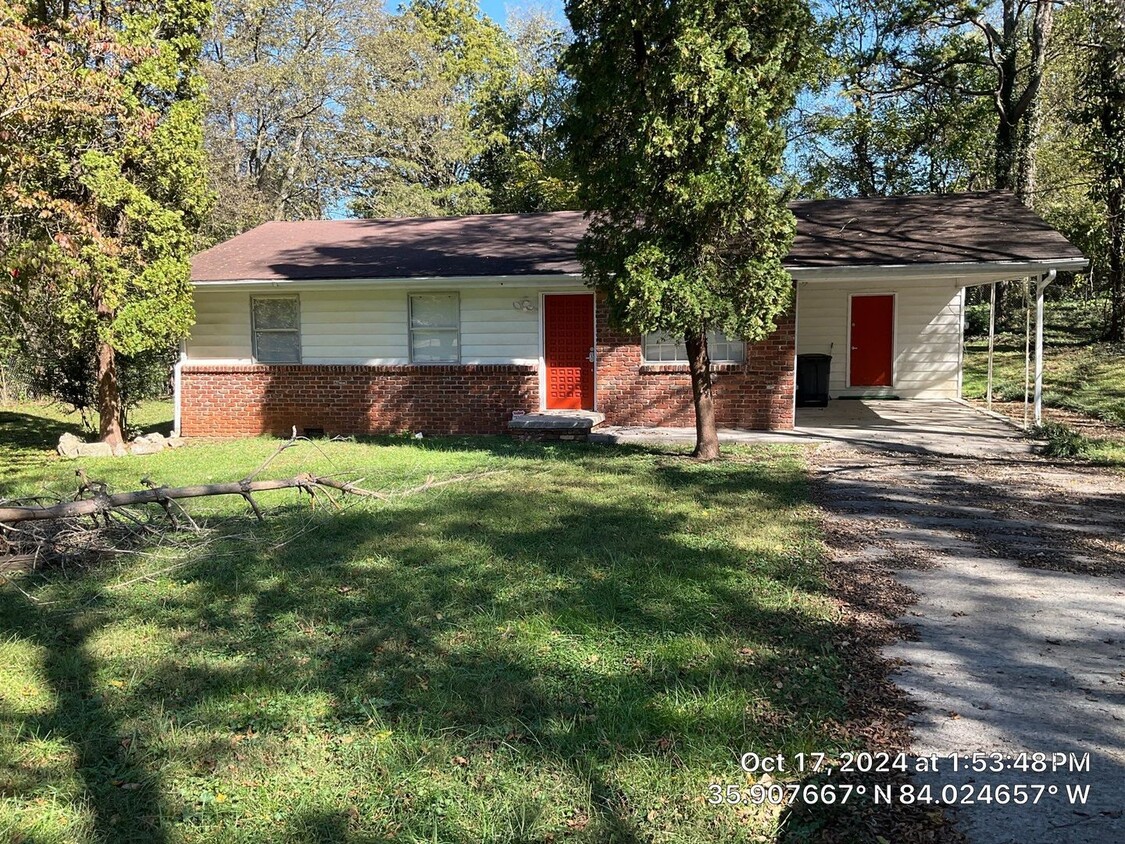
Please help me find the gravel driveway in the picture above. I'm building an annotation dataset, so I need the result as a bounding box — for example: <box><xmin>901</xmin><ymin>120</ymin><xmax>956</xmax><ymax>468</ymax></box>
<box><xmin>813</xmin><ymin>440</ymin><xmax>1125</xmax><ymax>844</ymax></box>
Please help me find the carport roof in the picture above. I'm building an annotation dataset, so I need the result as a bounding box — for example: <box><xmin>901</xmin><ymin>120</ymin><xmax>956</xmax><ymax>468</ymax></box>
<box><xmin>787</xmin><ymin>191</ymin><xmax>1083</xmax><ymax>269</ymax></box>
<box><xmin>192</xmin><ymin>190</ymin><xmax>1086</xmax><ymax>282</ymax></box>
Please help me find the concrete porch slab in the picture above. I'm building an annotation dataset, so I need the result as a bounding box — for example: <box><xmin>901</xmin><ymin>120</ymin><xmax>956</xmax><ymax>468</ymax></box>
<box><xmin>591</xmin><ymin>400</ymin><xmax>1035</xmax><ymax>459</ymax></box>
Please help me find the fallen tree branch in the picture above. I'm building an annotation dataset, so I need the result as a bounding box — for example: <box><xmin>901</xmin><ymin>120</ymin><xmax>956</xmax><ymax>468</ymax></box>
<box><xmin>1</xmin><ymin>433</ymin><xmax>510</xmax><ymax>578</ymax></box>
<box><xmin>0</xmin><ymin>474</ymin><xmax>340</xmax><ymax>524</ymax></box>
<box><xmin>314</xmin><ymin>470</ymin><xmax>505</xmax><ymax>500</ymax></box>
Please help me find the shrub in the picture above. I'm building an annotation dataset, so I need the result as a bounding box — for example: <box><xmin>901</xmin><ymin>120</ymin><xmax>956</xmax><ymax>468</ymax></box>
<box><xmin>992</xmin><ymin>380</ymin><xmax>1027</xmax><ymax>403</ymax></box>
<box><xmin>965</xmin><ymin>302</ymin><xmax>991</xmax><ymax>338</ymax></box>
<box><xmin>1029</xmin><ymin>421</ymin><xmax>1089</xmax><ymax>459</ymax></box>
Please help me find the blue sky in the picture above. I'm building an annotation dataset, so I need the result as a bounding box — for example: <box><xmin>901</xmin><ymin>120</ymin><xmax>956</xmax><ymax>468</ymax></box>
<box><xmin>383</xmin><ymin>0</ymin><xmax>566</xmax><ymax>29</ymax></box>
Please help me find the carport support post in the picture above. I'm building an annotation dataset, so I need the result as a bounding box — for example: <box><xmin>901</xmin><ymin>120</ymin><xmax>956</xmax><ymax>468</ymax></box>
<box><xmin>987</xmin><ymin>282</ymin><xmax>997</xmax><ymax>410</ymax></box>
<box><xmin>1034</xmin><ymin>270</ymin><xmax>1057</xmax><ymax>427</ymax></box>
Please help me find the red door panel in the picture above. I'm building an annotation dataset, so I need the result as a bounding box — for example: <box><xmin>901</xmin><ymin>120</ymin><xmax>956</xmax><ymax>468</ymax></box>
<box><xmin>850</xmin><ymin>295</ymin><xmax>894</xmax><ymax>387</ymax></box>
<box><xmin>544</xmin><ymin>294</ymin><xmax>595</xmax><ymax>410</ymax></box>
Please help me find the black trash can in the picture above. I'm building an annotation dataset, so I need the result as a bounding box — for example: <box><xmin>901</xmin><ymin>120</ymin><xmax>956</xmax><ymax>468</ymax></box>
<box><xmin>796</xmin><ymin>354</ymin><xmax>832</xmax><ymax>407</ymax></box>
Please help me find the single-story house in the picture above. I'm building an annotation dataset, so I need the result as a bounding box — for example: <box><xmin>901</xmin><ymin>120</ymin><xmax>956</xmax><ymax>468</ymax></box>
<box><xmin>179</xmin><ymin>191</ymin><xmax>1086</xmax><ymax>437</ymax></box>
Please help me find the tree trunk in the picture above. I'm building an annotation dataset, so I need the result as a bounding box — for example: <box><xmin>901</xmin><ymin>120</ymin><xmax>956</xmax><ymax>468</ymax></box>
<box><xmin>992</xmin><ymin>0</ymin><xmax>1021</xmax><ymax>192</ymax></box>
<box><xmin>1100</xmin><ymin>0</ymin><xmax>1125</xmax><ymax>342</ymax></box>
<box><xmin>852</xmin><ymin>95</ymin><xmax>877</xmax><ymax>196</ymax></box>
<box><xmin>96</xmin><ymin>338</ymin><xmax>124</xmax><ymax>448</ymax></box>
<box><xmin>1107</xmin><ymin>180</ymin><xmax>1125</xmax><ymax>342</ymax></box>
<box><xmin>685</xmin><ymin>331</ymin><xmax>719</xmax><ymax>461</ymax></box>
<box><xmin>1016</xmin><ymin>0</ymin><xmax>1055</xmax><ymax>205</ymax></box>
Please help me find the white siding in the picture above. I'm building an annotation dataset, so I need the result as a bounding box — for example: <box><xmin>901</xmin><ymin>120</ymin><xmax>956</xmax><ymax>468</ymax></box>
<box><xmin>300</xmin><ymin>289</ymin><xmax>409</xmax><ymax>363</ymax></box>
<box><xmin>186</xmin><ymin>284</ymin><xmax>567</xmax><ymax>365</ymax></box>
<box><xmin>461</xmin><ymin>288</ymin><xmax>541</xmax><ymax>364</ymax></box>
<box><xmin>187</xmin><ymin>291</ymin><xmax>253</xmax><ymax>362</ymax></box>
<box><xmin>796</xmin><ymin>279</ymin><xmax>964</xmax><ymax>399</ymax></box>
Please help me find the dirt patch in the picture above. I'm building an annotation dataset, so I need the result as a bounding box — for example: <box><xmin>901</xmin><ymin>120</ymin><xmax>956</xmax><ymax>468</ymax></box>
<box><xmin>969</xmin><ymin>399</ymin><xmax>1125</xmax><ymax>440</ymax></box>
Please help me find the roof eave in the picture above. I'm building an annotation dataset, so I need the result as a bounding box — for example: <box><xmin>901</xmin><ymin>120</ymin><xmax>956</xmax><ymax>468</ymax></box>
<box><xmin>190</xmin><ymin>272</ymin><xmax>588</xmax><ymax>289</ymax></box>
<box><xmin>788</xmin><ymin>257</ymin><xmax>1088</xmax><ymax>285</ymax></box>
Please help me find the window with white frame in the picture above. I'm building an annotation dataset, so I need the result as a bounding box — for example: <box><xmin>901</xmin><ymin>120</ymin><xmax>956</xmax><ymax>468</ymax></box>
<box><xmin>409</xmin><ymin>293</ymin><xmax>460</xmax><ymax>363</ymax></box>
<box><xmin>642</xmin><ymin>329</ymin><xmax>745</xmax><ymax>363</ymax></box>
<box><xmin>251</xmin><ymin>296</ymin><xmax>301</xmax><ymax>363</ymax></box>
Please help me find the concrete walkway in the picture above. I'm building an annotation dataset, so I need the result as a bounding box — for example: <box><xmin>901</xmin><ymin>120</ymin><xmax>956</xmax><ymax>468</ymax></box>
<box><xmin>813</xmin><ymin>434</ymin><xmax>1125</xmax><ymax>843</ymax></box>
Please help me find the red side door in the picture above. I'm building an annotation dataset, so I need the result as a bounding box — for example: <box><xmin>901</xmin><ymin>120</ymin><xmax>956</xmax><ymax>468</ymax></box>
<box><xmin>850</xmin><ymin>295</ymin><xmax>895</xmax><ymax>387</ymax></box>
<box><xmin>544</xmin><ymin>294</ymin><xmax>595</xmax><ymax>410</ymax></box>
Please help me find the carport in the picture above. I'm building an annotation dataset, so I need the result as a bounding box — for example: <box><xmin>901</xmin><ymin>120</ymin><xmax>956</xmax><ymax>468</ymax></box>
<box><xmin>788</xmin><ymin>193</ymin><xmax>1088</xmax><ymax>426</ymax></box>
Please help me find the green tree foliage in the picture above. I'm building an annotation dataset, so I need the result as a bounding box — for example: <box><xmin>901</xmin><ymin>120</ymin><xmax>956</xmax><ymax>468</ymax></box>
<box><xmin>202</xmin><ymin>0</ymin><xmax>363</xmax><ymax>239</ymax></box>
<box><xmin>1033</xmin><ymin>6</ymin><xmax>1104</xmax><ymax>278</ymax></box>
<box><xmin>895</xmin><ymin>0</ymin><xmax>1056</xmax><ymax>197</ymax></box>
<box><xmin>343</xmin><ymin>10</ymin><xmax>493</xmax><ymax>218</ymax></box>
<box><xmin>409</xmin><ymin>0</ymin><xmax>516</xmax><ymax>96</ymax></box>
<box><xmin>202</xmin><ymin>0</ymin><xmax>576</xmax><ymax>223</ymax></box>
<box><xmin>473</xmin><ymin>9</ymin><xmax>578</xmax><ymax>212</ymax></box>
<box><xmin>564</xmin><ymin>0</ymin><xmax>813</xmax><ymax>459</ymax></box>
<box><xmin>0</xmin><ymin>0</ymin><xmax>211</xmax><ymax>445</ymax></box>
<box><xmin>1073</xmin><ymin>0</ymin><xmax>1125</xmax><ymax>340</ymax></box>
<box><xmin>794</xmin><ymin>0</ymin><xmax>993</xmax><ymax>197</ymax></box>
<box><xmin>795</xmin><ymin>0</ymin><xmax>1055</xmax><ymax>202</ymax></box>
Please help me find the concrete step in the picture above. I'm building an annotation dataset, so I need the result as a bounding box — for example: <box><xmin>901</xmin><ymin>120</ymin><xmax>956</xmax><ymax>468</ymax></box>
<box><xmin>508</xmin><ymin>411</ymin><xmax>605</xmax><ymax>441</ymax></box>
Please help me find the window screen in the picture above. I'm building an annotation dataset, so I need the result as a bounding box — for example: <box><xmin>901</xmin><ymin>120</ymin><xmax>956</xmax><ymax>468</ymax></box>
<box><xmin>642</xmin><ymin>330</ymin><xmax>745</xmax><ymax>363</ymax></box>
<box><xmin>252</xmin><ymin>297</ymin><xmax>301</xmax><ymax>363</ymax></box>
<box><xmin>410</xmin><ymin>293</ymin><xmax>460</xmax><ymax>363</ymax></box>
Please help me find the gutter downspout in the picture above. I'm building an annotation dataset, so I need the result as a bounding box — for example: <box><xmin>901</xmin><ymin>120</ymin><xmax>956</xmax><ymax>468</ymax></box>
<box><xmin>173</xmin><ymin>340</ymin><xmax>186</xmax><ymax>436</ymax></box>
<box><xmin>1034</xmin><ymin>269</ymin><xmax>1057</xmax><ymax>427</ymax></box>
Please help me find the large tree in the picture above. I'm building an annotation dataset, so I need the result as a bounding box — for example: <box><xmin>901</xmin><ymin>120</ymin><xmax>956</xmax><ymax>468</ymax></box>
<box><xmin>1075</xmin><ymin>0</ymin><xmax>1125</xmax><ymax>340</ymax></box>
<box><xmin>564</xmin><ymin>0</ymin><xmax>813</xmax><ymax>460</ymax></box>
<box><xmin>472</xmin><ymin>8</ymin><xmax>578</xmax><ymax>212</ymax></box>
<box><xmin>342</xmin><ymin>0</ymin><xmax>523</xmax><ymax>217</ymax></box>
<box><xmin>893</xmin><ymin>0</ymin><xmax>1056</xmax><ymax>199</ymax></box>
<box><xmin>793</xmin><ymin>0</ymin><xmax>993</xmax><ymax>197</ymax></box>
<box><xmin>343</xmin><ymin>10</ymin><xmax>494</xmax><ymax>217</ymax></box>
<box><xmin>0</xmin><ymin>0</ymin><xmax>211</xmax><ymax>446</ymax></box>
<box><xmin>202</xmin><ymin>0</ymin><xmax>365</xmax><ymax>239</ymax></box>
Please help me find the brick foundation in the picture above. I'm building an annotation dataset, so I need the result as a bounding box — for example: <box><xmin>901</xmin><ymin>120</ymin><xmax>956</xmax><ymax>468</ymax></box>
<box><xmin>595</xmin><ymin>304</ymin><xmax>796</xmax><ymax>431</ymax></box>
<box><xmin>179</xmin><ymin>364</ymin><xmax>539</xmax><ymax>437</ymax></box>
<box><xmin>180</xmin><ymin>305</ymin><xmax>796</xmax><ymax>437</ymax></box>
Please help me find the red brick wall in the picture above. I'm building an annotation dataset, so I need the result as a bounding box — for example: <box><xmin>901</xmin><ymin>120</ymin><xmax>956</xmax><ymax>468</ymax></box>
<box><xmin>594</xmin><ymin>302</ymin><xmax>796</xmax><ymax>431</ymax></box>
<box><xmin>179</xmin><ymin>365</ymin><xmax>538</xmax><ymax>437</ymax></box>
<box><xmin>179</xmin><ymin>304</ymin><xmax>796</xmax><ymax>437</ymax></box>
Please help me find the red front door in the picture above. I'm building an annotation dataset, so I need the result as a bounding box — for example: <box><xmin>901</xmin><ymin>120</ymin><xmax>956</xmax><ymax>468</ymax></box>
<box><xmin>850</xmin><ymin>295</ymin><xmax>894</xmax><ymax>387</ymax></box>
<box><xmin>544</xmin><ymin>294</ymin><xmax>595</xmax><ymax>410</ymax></box>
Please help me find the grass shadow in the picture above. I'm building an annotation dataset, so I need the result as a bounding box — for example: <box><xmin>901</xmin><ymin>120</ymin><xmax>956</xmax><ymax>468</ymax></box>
<box><xmin>0</xmin><ymin>438</ymin><xmax>845</xmax><ymax>842</ymax></box>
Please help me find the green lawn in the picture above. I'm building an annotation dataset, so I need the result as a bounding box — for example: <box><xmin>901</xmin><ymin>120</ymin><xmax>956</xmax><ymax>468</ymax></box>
<box><xmin>963</xmin><ymin>299</ymin><xmax>1125</xmax><ymax>466</ymax></box>
<box><xmin>0</xmin><ymin>402</ymin><xmax>851</xmax><ymax>843</ymax></box>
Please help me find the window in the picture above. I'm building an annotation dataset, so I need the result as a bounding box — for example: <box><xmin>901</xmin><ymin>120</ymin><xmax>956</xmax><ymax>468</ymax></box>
<box><xmin>410</xmin><ymin>293</ymin><xmax>460</xmax><ymax>363</ymax></box>
<box><xmin>643</xmin><ymin>329</ymin><xmax>745</xmax><ymax>363</ymax></box>
<box><xmin>252</xmin><ymin>297</ymin><xmax>301</xmax><ymax>363</ymax></box>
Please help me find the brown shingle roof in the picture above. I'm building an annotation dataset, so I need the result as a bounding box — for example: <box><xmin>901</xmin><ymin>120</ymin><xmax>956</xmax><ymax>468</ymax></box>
<box><xmin>788</xmin><ymin>191</ymin><xmax>1083</xmax><ymax>268</ymax></box>
<box><xmin>191</xmin><ymin>192</ymin><xmax>1084</xmax><ymax>282</ymax></box>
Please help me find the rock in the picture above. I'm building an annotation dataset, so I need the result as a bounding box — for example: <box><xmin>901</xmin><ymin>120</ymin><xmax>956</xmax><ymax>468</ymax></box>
<box><xmin>165</xmin><ymin>437</ymin><xmax>188</xmax><ymax>449</ymax></box>
<box><xmin>58</xmin><ymin>432</ymin><xmax>83</xmax><ymax>458</ymax></box>
<box><xmin>75</xmin><ymin>442</ymin><xmax>114</xmax><ymax>458</ymax></box>
<box><xmin>136</xmin><ymin>432</ymin><xmax>166</xmax><ymax>444</ymax></box>
<box><xmin>129</xmin><ymin>440</ymin><xmax>165</xmax><ymax>455</ymax></box>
